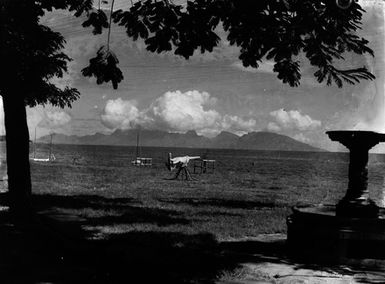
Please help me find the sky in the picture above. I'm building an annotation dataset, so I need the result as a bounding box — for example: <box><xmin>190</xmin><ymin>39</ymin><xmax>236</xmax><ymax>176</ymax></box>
<box><xmin>1</xmin><ymin>0</ymin><xmax>385</xmax><ymax>152</ymax></box>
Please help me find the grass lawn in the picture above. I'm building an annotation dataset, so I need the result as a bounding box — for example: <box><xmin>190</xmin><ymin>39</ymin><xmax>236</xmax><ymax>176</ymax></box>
<box><xmin>30</xmin><ymin>153</ymin><xmax>349</xmax><ymax>241</ymax></box>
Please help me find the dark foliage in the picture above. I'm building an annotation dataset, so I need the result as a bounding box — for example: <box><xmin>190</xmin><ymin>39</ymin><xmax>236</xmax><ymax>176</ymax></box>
<box><xmin>1</xmin><ymin>0</ymin><xmax>81</xmax><ymax>107</ymax></box>
<box><xmin>4</xmin><ymin>0</ymin><xmax>373</xmax><ymax>100</ymax></box>
<box><xmin>36</xmin><ymin>0</ymin><xmax>94</xmax><ymax>17</ymax></box>
<box><xmin>82</xmin><ymin>9</ymin><xmax>109</xmax><ymax>35</ymax></box>
<box><xmin>107</xmin><ymin>0</ymin><xmax>375</xmax><ymax>88</ymax></box>
<box><xmin>81</xmin><ymin>46</ymin><xmax>123</xmax><ymax>89</ymax></box>
<box><xmin>1</xmin><ymin>0</ymin><xmax>376</xmax><ymax>104</ymax></box>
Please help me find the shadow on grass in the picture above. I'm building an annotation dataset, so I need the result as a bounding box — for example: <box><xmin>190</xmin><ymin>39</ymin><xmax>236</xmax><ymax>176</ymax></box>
<box><xmin>30</xmin><ymin>194</ymin><xmax>190</xmax><ymax>239</ymax></box>
<box><xmin>160</xmin><ymin>197</ymin><xmax>280</xmax><ymax>209</ymax></box>
<box><xmin>0</xmin><ymin>193</ymin><xmax>380</xmax><ymax>283</ymax></box>
<box><xmin>32</xmin><ymin>194</ymin><xmax>141</xmax><ymax>210</ymax></box>
<box><xmin>0</xmin><ymin>213</ymin><xmax>236</xmax><ymax>283</ymax></box>
<box><xmin>0</xmin><ymin>193</ymin><xmax>240</xmax><ymax>283</ymax></box>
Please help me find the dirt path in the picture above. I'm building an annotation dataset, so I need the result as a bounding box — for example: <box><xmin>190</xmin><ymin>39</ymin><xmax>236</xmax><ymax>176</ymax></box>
<box><xmin>217</xmin><ymin>234</ymin><xmax>385</xmax><ymax>284</ymax></box>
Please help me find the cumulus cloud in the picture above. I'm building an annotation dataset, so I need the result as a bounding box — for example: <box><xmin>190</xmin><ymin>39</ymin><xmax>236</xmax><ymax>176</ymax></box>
<box><xmin>268</xmin><ymin>108</ymin><xmax>321</xmax><ymax>131</ymax></box>
<box><xmin>148</xmin><ymin>90</ymin><xmax>220</xmax><ymax>132</ymax></box>
<box><xmin>220</xmin><ymin>115</ymin><xmax>257</xmax><ymax>136</ymax></box>
<box><xmin>267</xmin><ymin>122</ymin><xmax>281</xmax><ymax>132</ymax></box>
<box><xmin>40</xmin><ymin>111</ymin><xmax>71</xmax><ymax>128</ymax></box>
<box><xmin>26</xmin><ymin>107</ymin><xmax>72</xmax><ymax>137</ymax></box>
<box><xmin>101</xmin><ymin>90</ymin><xmax>258</xmax><ymax>136</ymax></box>
<box><xmin>293</xmin><ymin>133</ymin><xmax>310</xmax><ymax>143</ymax></box>
<box><xmin>101</xmin><ymin>98</ymin><xmax>145</xmax><ymax>129</ymax></box>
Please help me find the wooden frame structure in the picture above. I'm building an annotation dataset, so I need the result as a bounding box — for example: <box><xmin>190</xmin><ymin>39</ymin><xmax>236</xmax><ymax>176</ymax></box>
<box><xmin>131</xmin><ymin>157</ymin><xmax>152</xmax><ymax>167</ymax></box>
<box><xmin>193</xmin><ymin>159</ymin><xmax>215</xmax><ymax>174</ymax></box>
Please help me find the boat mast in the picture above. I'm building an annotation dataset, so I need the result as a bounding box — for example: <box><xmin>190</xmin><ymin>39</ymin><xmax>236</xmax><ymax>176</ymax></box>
<box><xmin>136</xmin><ymin>127</ymin><xmax>141</xmax><ymax>158</ymax></box>
<box><xmin>49</xmin><ymin>133</ymin><xmax>53</xmax><ymax>160</ymax></box>
<box><xmin>33</xmin><ymin>127</ymin><xmax>37</xmax><ymax>159</ymax></box>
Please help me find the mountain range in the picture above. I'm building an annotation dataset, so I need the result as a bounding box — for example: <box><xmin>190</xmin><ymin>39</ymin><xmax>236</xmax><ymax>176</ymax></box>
<box><xmin>38</xmin><ymin>129</ymin><xmax>324</xmax><ymax>152</ymax></box>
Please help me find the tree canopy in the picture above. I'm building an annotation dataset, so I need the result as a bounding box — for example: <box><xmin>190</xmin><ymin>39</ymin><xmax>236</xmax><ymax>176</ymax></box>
<box><xmin>0</xmin><ymin>1</ymin><xmax>82</xmax><ymax>107</ymax></box>
<box><xmin>1</xmin><ymin>0</ymin><xmax>376</xmax><ymax>107</ymax></box>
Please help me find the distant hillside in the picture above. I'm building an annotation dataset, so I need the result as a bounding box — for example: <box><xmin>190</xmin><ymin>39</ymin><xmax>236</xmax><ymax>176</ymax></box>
<box><xmin>38</xmin><ymin>129</ymin><xmax>323</xmax><ymax>152</ymax></box>
<box><xmin>210</xmin><ymin>131</ymin><xmax>239</xmax><ymax>149</ymax></box>
<box><xmin>236</xmin><ymin>132</ymin><xmax>320</xmax><ymax>152</ymax></box>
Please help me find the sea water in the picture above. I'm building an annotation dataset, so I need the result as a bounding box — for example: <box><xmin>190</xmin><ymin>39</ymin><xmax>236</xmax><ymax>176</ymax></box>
<box><xmin>28</xmin><ymin>143</ymin><xmax>385</xmax><ymax>207</ymax></box>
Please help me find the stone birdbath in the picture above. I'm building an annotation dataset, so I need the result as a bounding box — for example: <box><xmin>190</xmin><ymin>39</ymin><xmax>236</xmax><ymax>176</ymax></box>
<box><xmin>287</xmin><ymin>130</ymin><xmax>385</xmax><ymax>262</ymax></box>
<box><xmin>326</xmin><ymin>130</ymin><xmax>385</xmax><ymax>218</ymax></box>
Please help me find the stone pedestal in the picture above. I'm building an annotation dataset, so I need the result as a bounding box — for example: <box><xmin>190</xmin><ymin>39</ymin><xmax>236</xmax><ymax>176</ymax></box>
<box><xmin>0</xmin><ymin>135</ymin><xmax>7</xmax><ymax>192</ymax></box>
<box><xmin>327</xmin><ymin>131</ymin><xmax>385</xmax><ymax>218</ymax></box>
<box><xmin>287</xmin><ymin>130</ymin><xmax>385</xmax><ymax>263</ymax></box>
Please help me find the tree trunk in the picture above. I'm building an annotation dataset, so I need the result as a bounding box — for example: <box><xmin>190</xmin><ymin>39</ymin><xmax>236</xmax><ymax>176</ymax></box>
<box><xmin>2</xmin><ymin>93</ymin><xmax>32</xmax><ymax>215</ymax></box>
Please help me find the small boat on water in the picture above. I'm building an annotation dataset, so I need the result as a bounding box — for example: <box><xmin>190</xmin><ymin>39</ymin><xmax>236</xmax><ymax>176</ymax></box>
<box><xmin>131</xmin><ymin>127</ymin><xmax>152</xmax><ymax>167</ymax></box>
<box><xmin>32</xmin><ymin>155</ymin><xmax>55</xmax><ymax>162</ymax></box>
<box><xmin>30</xmin><ymin>130</ymin><xmax>56</xmax><ymax>162</ymax></box>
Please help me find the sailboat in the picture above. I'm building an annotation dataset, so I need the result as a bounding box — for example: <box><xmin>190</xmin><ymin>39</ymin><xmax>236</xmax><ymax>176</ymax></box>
<box><xmin>131</xmin><ymin>127</ymin><xmax>151</xmax><ymax>166</ymax></box>
<box><xmin>30</xmin><ymin>129</ymin><xmax>56</xmax><ymax>162</ymax></box>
